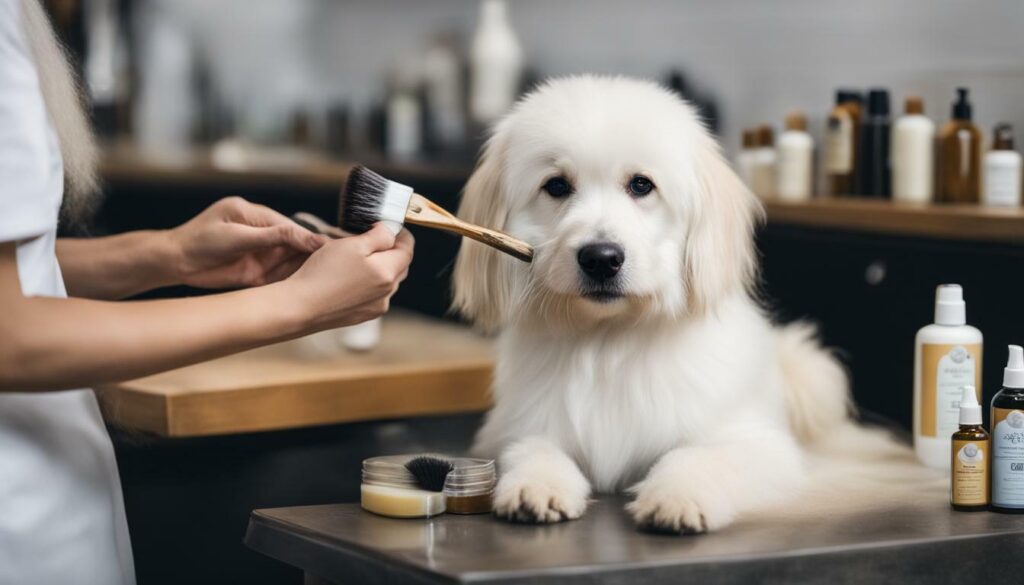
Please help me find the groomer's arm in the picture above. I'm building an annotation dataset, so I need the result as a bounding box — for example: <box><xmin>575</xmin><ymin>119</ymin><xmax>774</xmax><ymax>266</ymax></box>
<box><xmin>57</xmin><ymin>197</ymin><xmax>326</xmax><ymax>300</ymax></box>
<box><xmin>0</xmin><ymin>225</ymin><xmax>413</xmax><ymax>392</ymax></box>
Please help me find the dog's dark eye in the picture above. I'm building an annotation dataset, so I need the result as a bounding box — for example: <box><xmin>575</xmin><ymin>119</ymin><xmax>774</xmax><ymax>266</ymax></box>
<box><xmin>542</xmin><ymin>176</ymin><xmax>573</xmax><ymax>198</ymax></box>
<box><xmin>628</xmin><ymin>175</ymin><xmax>655</xmax><ymax>197</ymax></box>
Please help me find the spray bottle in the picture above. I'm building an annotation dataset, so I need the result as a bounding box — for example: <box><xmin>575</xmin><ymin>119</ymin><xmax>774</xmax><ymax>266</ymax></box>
<box><xmin>991</xmin><ymin>345</ymin><xmax>1024</xmax><ymax>513</ymax></box>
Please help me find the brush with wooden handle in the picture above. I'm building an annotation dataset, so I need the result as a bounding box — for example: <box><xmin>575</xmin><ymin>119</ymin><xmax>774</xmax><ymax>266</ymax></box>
<box><xmin>340</xmin><ymin>165</ymin><xmax>534</xmax><ymax>263</ymax></box>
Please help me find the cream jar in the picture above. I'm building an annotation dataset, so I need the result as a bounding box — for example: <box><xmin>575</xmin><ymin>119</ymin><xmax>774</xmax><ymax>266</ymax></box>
<box><xmin>361</xmin><ymin>456</ymin><xmax>445</xmax><ymax>518</ymax></box>
<box><xmin>443</xmin><ymin>458</ymin><xmax>496</xmax><ymax>514</ymax></box>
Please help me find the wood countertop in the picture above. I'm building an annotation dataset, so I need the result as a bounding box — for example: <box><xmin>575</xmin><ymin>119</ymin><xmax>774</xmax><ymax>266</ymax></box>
<box><xmin>96</xmin><ymin>312</ymin><xmax>494</xmax><ymax>438</ymax></box>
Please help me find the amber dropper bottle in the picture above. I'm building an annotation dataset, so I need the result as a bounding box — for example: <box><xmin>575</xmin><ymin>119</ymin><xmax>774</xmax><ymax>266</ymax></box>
<box><xmin>951</xmin><ymin>385</ymin><xmax>989</xmax><ymax>511</ymax></box>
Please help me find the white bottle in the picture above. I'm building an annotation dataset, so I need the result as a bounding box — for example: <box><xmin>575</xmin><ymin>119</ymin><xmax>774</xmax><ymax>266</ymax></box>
<box><xmin>386</xmin><ymin>64</ymin><xmax>422</xmax><ymax>161</ymax></box>
<box><xmin>422</xmin><ymin>37</ymin><xmax>465</xmax><ymax>150</ymax></box>
<box><xmin>776</xmin><ymin>111</ymin><xmax>814</xmax><ymax>200</ymax></box>
<box><xmin>914</xmin><ymin>284</ymin><xmax>984</xmax><ymax>469</ymax></box>
<box><xmin>469</xmin><ymin>0</ymin><xmax>523</xmax><ymax>126</ymax></box>
<box><xmin>983</xmin><ymin>123</ymin><xmax>1022</xmax><ymax>207</ymax></box>
<box><xmin>750</xmin><ymin>125</ymin><xmax>777</xmax><ymax>197</ymax></box>
<box><xmin>892</xmin><ymin>96</ymin><xmax>935</xmax><ymax>203</ymax></box>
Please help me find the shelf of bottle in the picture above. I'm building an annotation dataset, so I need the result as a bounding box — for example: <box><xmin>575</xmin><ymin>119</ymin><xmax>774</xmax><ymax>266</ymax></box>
<box><xmin>761</xmin><ymin>196</ymin><xmax>1024</xmax><ymax>244</ymax></box>
<box><xmin>99</xmin><ymin>146</ymin><xmax>1023</xmax><ymax>245</ymax></box>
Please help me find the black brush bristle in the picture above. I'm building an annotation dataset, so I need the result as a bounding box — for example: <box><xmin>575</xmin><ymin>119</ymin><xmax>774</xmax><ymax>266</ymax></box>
<box><xmin>340</xmin><ymin>165</ymin><xmax>390</xmax><ymax>234</ymax></box>
<box><xmin>404</xmin><ymin>456</ymin><xmax>453</xmax><ymax>492</ymax></box>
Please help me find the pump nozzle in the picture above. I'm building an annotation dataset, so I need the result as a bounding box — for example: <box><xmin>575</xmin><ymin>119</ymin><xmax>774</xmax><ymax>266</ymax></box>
<box><xmin>1005</xmin><ymin>345</ymin><xmax>1024</xmax><ymax>388</ymax></box>
<box><xmin>934</xmin><ymin>284</ymin><xmax>966</xmax><ymax>325</ymax></box>
<box><xmin>958</xmin><ymin>385</ymin><xmax>981</xmax><ymax>425</ymax></box>
<box><xmin>952</xmin><ymin>87</ymin><xmax>972</xmax><ymax>121</ymax></box>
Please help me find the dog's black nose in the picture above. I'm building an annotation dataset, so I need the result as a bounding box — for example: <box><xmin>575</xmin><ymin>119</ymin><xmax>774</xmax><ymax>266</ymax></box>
<box><xmin>577</xmin><ymin>243</ymin><xmax>625</xmax><ymax>281</ymax></box>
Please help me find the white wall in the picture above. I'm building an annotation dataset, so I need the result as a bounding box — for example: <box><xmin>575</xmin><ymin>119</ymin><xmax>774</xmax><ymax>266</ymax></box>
<box><xmin>176</xmin><ymin>0</ymin><xmax>1024</xmax><ymax>155</ymax></box>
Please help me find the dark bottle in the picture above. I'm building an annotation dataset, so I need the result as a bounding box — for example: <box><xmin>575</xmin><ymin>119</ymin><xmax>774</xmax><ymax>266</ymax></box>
<box><xmin>991</xmin><ymin>345</ymin><xmax>1024</xmax><ymax>513</ymax></box>
<box><xmin>936</xmin><ymin>88</ymin><xmax>982</xmax><ymax>203</ymax></box>
<box><xmin>858</xmin><ymin>89</ymin><xmax>892</xmax><ymax>197</ymax></box>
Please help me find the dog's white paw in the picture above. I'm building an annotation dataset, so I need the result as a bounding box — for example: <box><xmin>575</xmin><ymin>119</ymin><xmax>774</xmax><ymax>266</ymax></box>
<box><xmin>493</xmin><ymin>475</ymin><xmax>589</xmax><ymax>523</ymax></box>
<box><xmin>627</xmin><ymin>480</ymin><xmax>735</xmax><ymax>534</ymax></box>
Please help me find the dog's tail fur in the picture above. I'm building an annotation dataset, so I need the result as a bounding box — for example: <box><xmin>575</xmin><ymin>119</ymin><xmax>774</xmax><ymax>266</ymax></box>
<box><xmin>772</xmin><ymin>321</ymin><xmax>945</xmax><ymax>516</ymax></box>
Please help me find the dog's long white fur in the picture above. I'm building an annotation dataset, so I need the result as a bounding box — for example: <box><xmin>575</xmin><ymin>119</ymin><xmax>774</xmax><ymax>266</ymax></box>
<box><xmin>453</xmin><ymin>76</ymin><xmax>940</xmax><ymax>532</ymax></box>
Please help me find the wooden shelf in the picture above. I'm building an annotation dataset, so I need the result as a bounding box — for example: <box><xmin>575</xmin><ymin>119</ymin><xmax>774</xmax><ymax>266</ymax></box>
<box><xmin>99</xmin><ymin>146</ymin><xmax>1024</xmax><ymax>245</ymax></box>
<box><xmin>763</xmin><ymin>197</ymin><xmax>1024</xmax><ymax>244</ymax></box>
<box><xmin>96</xmin><ymin>312</ymin><xmax>494</xmax><ymax>438</ymax></box>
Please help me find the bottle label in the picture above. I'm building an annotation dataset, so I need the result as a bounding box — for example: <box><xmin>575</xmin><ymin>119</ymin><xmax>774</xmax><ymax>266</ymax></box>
<box><xmin>825</xmin><ymin>114</ymin><xmax>853</xmax><ymax>174</ymax></box>
<box><xmin>920</xmin><ymin>343</ymin><xmax>982</xmax><ymax>437</ymax></box>
<box><xmin>992</xmin><ymin>408</ymin><xmax>1024</xmax><ymax>508</ymax></box>
<box><xmin>984</xmin><ymin>162</ymin><xmax>1022</xmax><ymax>206</ymax></box>
<box><xmin>951</xmin><ymin>438</ymin><xmax>988</xmax><ymax>506</ymax></box>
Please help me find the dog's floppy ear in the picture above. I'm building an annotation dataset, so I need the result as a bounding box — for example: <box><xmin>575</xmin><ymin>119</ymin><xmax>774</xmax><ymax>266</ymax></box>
<box><xmin>683</xmin><ymin>133</ymin><xmax>764</xmax><ymax>315</ymax></box>
<box><xmin>452</xmin><ymin>135</ymin><xmax>513</xmax><ymax>332</ymax></box>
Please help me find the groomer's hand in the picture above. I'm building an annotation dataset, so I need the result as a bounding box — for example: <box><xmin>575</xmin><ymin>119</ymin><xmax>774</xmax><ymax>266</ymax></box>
<box><xmin>167</xmin><ymin>197</ymin><xmax>329</xmax><ymax>289</ymax></box>
<box><xmin>285</xmin><ymin>224</ymin><xmax>414</xmax><ymax>330</ymax></box>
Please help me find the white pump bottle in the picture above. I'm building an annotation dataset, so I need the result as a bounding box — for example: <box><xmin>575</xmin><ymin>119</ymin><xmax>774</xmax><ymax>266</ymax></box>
<box><xmin>913</xmin><ymin>284</ymin><xmax>984</xmax><ymax>469</ymax></box>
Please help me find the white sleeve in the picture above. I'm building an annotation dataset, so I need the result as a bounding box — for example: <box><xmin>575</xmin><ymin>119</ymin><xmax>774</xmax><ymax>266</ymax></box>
<box><xmin>0</xmin><ymin>0</ymin><xmax>59</xmax><ymax>242</ymax></box>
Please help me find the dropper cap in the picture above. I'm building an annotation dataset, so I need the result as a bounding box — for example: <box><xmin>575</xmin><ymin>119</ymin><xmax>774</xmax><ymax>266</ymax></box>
<box><xmin>934</xmin><ymin>284</ymin><xmax>966</xmax><ymax>326</ymax></box>
<box><xmin>1005</xmin><ymin>345</ymin><xmax>1024</xmax><ymax>388</ymax></box>
<box><xmin>952</xmin><ymin>88</ymin><xmax>972</xmax><ymax>121</ymax></box>
<box><xmin>958</xmin><ymin>386</ymin><xmax>982</xmax><ymax>425</ymax></box>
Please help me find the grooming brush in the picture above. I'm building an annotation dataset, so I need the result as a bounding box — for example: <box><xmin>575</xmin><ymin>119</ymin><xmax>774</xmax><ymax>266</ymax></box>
<box><xmin>404</xmin><ymin>456</ymin><xmax>455</xmax><ymax>492</ymax></box>
<box><xmin>341</xmin><ymin>165</ymin><xmax>534</xmax><ymax>263</ymax></box>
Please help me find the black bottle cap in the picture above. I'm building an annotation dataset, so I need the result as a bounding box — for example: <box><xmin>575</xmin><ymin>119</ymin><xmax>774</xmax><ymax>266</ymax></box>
<box><xmin>866</xmin><ymin>89</ymin><xmax>890</xmax><ymax>116</ymax></box>
<box><xmin>952</xmin><ymin>87</ymin><xmax>972</xmax><ymax>121</ymax></box>
<box><xmin>835</xmin><ymin>89</ymin><xmax>863</xmax><ymax>105</ymax></box>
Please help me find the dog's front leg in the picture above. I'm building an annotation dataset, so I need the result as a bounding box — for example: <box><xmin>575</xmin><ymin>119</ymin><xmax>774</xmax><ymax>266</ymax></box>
<box><xmin>493</xmin><ymin>436</ymin><xmax>591</xmax><ymax>523</ymax></box>
<box><xmin>627</xmin><ymin>426</ymin><xmax>802</xmax><ymax>534</ymax></box>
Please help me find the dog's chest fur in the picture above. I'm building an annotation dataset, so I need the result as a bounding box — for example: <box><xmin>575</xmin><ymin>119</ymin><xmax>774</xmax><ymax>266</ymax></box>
<box><xmin>485</xmin><ymin>306</ymin><xmax>775</xmax><ymax>492</ymax></box>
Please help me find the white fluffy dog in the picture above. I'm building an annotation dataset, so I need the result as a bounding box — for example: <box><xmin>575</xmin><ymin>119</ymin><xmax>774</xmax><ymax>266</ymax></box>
<box><xmin>452</xmin><ymin>76</ymin><xmax>858</xmax><ymax>534</ymax></box>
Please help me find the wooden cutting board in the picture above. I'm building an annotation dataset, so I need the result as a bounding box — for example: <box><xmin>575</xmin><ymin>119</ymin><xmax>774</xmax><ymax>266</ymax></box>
<box><xmin>96</xmin><ymin>311</ymin><xmax>494</xmax><ymax>438</ymax></box>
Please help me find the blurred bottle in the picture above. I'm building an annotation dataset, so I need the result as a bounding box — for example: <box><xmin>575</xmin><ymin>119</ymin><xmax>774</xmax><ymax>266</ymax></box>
<box><xmin>386</xmin><ymin>65</ymin><xmax>423</xmax><ymax>161</ymax></box>
<box><xmin>422</xmin><ymin>36</ymin><xmax>466</xmax><ymax>152</ymax></box>
<box><xmin>776</xmin><ymin>112</ymin><xmax>813</xmax><ymax>200</ymax></box>
<box><xmin>469</xmin><ymin>0</ymin><xmax>523</xmax><ymax>126</ymax></box>
<box><xmin>83</xmin><ymin>0</ymin><xmax>130</xmax><ymax>139</ymax></box>
<box><xmin>134</xmin><ymin>3</ymin><xmax>196</xmax><ymax>163</ymax></box>
<box><xmin>983</xmin><ymin>124</ymin><xmax>1022</xmax><ymax>207</ymax></box>
<box><xmin>736</xmin><ymin>129</ymin><xmax>757</xmax><ymax>187</ymax></box>
<box><xmin>751</xmin><ymin>125</ymin><xmax>777</xmax><ymax>197</ymax></box>
<box><xmin>858</xmin><ymin>89</ymin><xmax>892</xmax><ymax>197</ymax></box>
<box><xmin>936</xmin><ymin>88</ymin><xmax>982</xmax><ymax>204</ymax></box>
<box><xmin>824</xmin><ymin>90</ymin><xmax>862</xmax><ymax>196</ymax></box>
<box><xmin>891</xmin><ymin>96</ymin><xmax>935</xmax><ymax>203</ymax></box>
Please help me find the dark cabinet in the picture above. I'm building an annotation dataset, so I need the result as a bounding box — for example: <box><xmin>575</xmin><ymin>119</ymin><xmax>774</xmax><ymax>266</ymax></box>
<box><xmin>760</xmin><ymin>224</ymin><xmax>1024</xmax><ymax>429</ymax></box>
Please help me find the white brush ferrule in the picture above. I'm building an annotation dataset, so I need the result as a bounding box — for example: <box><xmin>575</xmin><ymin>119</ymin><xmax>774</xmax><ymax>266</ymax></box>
<box><xmin>380</xmin><ymin>180</ymin><xmax>414</xmax><ymax>235</ymax></box>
